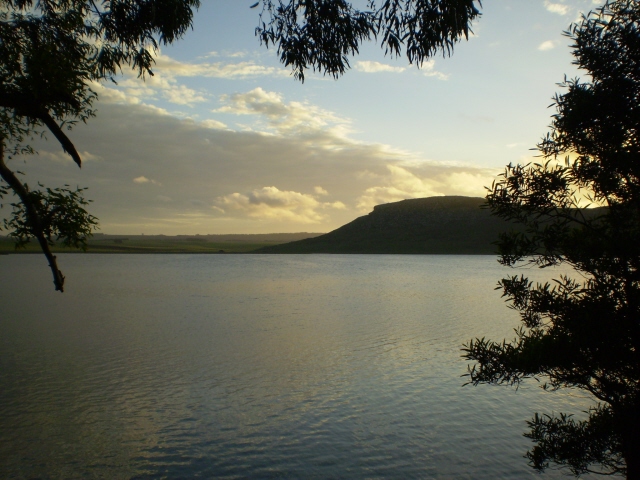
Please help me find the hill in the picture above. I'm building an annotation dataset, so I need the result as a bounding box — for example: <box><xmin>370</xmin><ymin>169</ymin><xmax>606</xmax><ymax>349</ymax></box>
<box><xmin>254</xmin><ymin>196</ymin><xmax>512</xmax><ymax>254</ymax></box>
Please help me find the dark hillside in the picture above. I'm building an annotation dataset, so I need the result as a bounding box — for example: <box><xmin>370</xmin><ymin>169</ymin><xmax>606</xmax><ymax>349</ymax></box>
<box><xmin>255</xmin><ymin>196</ymin><xmax>512</xmax><ymax>254</ymax></box>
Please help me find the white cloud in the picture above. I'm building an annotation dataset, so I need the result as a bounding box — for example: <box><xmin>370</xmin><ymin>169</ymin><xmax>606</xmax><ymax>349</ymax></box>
<box><xmin>162</xmin><ymin>84</ymin><xmax>207</xmax><ymax>105</ymax></box>
<box><xmin>357</xmin><ymin>165</ymin><xmax>443</xmax><ymax>211</ymax></box>
<box><xmin>538</xmin><ymin>40</ymin><xmax>556</xmax><ymax>51</ymax></box>
<box><xmin>201</xmin><ymin>119</ymin><xmax>227</xmax><ymax>130</ymax></box>
<box><xmin>198</xmin><ymin>51</ymin><xmax>219</xmax><ymax>59</ymax></box>
<box><xmin>445</xmin><ymin>172</ymin><xmax>493</xmax><ymax>196</ymax></box>
<box><xmin>422</xmin><ymin>60</ymin><xmax>450</xmax><ymax>80</ymax></box>
<box><xmin>215</xmin><ymin>186</ymin><xmax>344</xmax><ymax>224</ymax></box>
<box><xmin>355</xmin><ymin>61</ymin><xmax>406</xmax><ymax>73</ymax></box>
<box><xmin>38</xmin><ymin>150</ymin><xmax>102</xmax><ymax>164</ymax></box>
<box><xmin>353</xmin><ymin>59</ymin><xmax>447</xmax><ymax>79</ymax></box>
<box><xmin>356</xmin><ymin>164</ymin><xmax>494</xmax><ymax>212</ymax></box>
<box><xmin>98</xmin><ymin>73</ymin><xmax>207</xmax><ymax>107</ymax></box>
<box><xmin>133</xmin><ymin>176</ymin><xmax>162</xmax><ymax>186</ymax></box>
<box><xmin>92</xmin><ymin>52</ymin><xmax>290</xmax><ymax>108</ymax></box>
<box><xmin>93</xmin><ymin>81</ymin><xmax>141</xmax><ymax>105</ymax></box>
<box><xmin>328</xmin><ymin>201</ymin><xmax>346</xmax><ymax>209</ymax></box>
<box><xmin>12</xmin><ymin>95</ymin><xmax>497</xmax><ymax>234</ymax></box>
<box><xmin>153</xmin><ymin>54</ymin><xmax>288</xmax><ymax>79</ymax></box>
<box><xmin>92</xmin><ymin>80</ymin><xmax>175</xmax><ymax>114</ymax></box>
<box><xmin>216</xmin><ymin>87</ymin><xmax>352</xmax><ymax>139</ymax></box>
<box><xmin>544</xmin><ymin>1</ymin><xmax>569</xmax><ymax>15</ymax></box>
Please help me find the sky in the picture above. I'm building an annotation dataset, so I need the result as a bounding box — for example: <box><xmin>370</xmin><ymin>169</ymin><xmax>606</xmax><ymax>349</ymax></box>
<box><xmin>7</xmin><ymin>0</ymin><xmax>603</xmax><ymax>235</ymax></box>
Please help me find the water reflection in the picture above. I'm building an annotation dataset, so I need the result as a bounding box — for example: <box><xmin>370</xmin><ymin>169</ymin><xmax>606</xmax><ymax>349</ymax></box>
<box><xmin>0</xmin><ymin>254</ymin><xmax>594</xmax><ymax>478</ymax></box>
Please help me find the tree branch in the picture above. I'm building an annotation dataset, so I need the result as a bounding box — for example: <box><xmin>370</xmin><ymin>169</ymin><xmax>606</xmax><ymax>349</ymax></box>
<box><xmin>0</xmin><ymin>91</ymin><xmax>83</xmax><ymax>167</ymax></box>
<box><xmin>0</xmin><ymin>140</ymin><xmax>66</xmax><ymax>291</ymax></box>
<box><xmin>37</xmin><ymin>109</ymin><xmax>82</xmax><ymax>167</ymax></box>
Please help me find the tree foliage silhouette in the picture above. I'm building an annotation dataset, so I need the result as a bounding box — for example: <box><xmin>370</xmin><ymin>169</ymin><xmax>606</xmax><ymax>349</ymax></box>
<box><xmin>255</xmin><ymin>0</ymin><xmax>480</xmax><ymax>81</ymax></box>
<box><xmin>0</xmin><ymin>0</ymin><xmax>201</xmax><ymax>291</ymax></box>
<box><xmin>0</xmin><ymin>0</ymin><xmax>480</xmax><ymax>291</ymax></box>
<box><xmin>463</xmin><ymin>1</ymin><xmax>640</xmax><ymax>477</ymax></box>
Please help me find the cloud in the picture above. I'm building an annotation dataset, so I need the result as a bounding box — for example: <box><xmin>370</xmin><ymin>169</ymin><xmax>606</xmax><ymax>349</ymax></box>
<box><xmin>353</xmin><ymin>58</ymin><xmax>448</xmax><ymax>79</ymax></box>
<box><xmin>162</xmin><ymin>84</ymin><xmax>207</xmax><ymax>105</ymax></box>
<box><xmin>133</xmin><ymin>176</ymin><xmax>162</xmax><ymax>186</ymax></box>
<box><xmin>422</xmin><ymin>60</ymin><xmax>450</xmax><ymax>80</ymax></box>
<box><xmin>215</xmin><ymin>186</ymin><xmax>344</xmax><ymax>224</ymax></box>
<box><xmin>445</xmin><ymin>171</ymin><xmax>494</xmax><ymax>196</ymax></box>
<box><xmin>355</xmin><ymin>61</ymin><xmax>406</xmax><ymax>73</ymax></box>
<box><xmin>93</xmin><ymin>82</ymin><xmax>141</xmax><ymax>105</ymax></box>
<box><xmin>216</xmin><ymin>87</ymin><xmax>351</xmax><ymax>139</ymax></box>
<box><xmin>107</xmin><ymin>73</ymin><xmax>208</xmax><ymax>106</ymax></box>
<box><xmin>10</xmin><ymin>93</ymin><xmax>497</xmax><ymax>234</ymax></box>
<box><xmin>356</xmin><ymin>165</ymin><xmax>494</xmax><ymax>212</ymax></box>
<box><xmin>544</xmin><ymin>1</ymin><xmax>569</xmax><ymax>15</ymax></box>
<box><xmin>93</xmin><ymin>52</ymin><xmax>290</xmax><ymax>108</ymax></box>
<box><xmin>38</xmin><ymin>150</ymin><xmax>102</xmax><ymax>164</ymax></box>
<box><xmin>201</xmin><ymin>119</ymin><xmax>227</xmax><ymax>130</ymax></box>
<box><xmin>153</xmin><ymin>53</ymin><xmax>288</xmax><ymax>79</ymax></box>
<box><xmin>92</xmin><ymin>81</ymin><xmax>174</xmax><ymax>114</ymax></box>
<box><xmin>356</xmin><ymin>165</ymin><xmax>443</xmax><ymax>211</ymax></box>
<box><xmin>538</xmin><ymin>40</ymin><xmax>556</xmax><ymax>51</ymax></box>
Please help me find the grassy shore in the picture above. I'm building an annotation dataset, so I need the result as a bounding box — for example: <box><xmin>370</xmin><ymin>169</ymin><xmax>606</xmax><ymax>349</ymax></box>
<box><xmin>0</xmin><ymin>233</ymin><xmax>323</xmax><ymax>254</ymax></box>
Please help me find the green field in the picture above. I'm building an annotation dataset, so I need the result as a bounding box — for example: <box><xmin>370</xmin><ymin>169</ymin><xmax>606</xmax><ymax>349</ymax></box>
<box><xmin>1</xmin><ymin>196</ymin><xmax>601</xmax><ymax>256</ymax></box>
<box><xmin>0</xmin><ymin>233</ymin><xmax>322</xmax><ymax>254</ymax></box>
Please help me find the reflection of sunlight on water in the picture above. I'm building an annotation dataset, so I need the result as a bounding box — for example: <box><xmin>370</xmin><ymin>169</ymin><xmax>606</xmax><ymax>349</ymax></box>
<box><xmin>0</xmin><ymin>254</ymin><xmax>596</xmax><ymax>478</ymax></box>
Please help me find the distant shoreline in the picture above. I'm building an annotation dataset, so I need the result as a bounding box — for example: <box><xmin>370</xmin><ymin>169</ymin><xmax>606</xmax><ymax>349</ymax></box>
<box><xmin>1</xmin><ymin>250</ymin><xmax>497</xmax><ymax>255</ymax></box>
<box><xmin>0</xmin><ymin>232</ymin><xmax>324</xmax><ymax>255</ymax></box>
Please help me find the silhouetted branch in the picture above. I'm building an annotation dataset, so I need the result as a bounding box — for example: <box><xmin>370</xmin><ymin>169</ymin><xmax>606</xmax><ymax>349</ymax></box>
<box><xmin>0</xmin><ymin>140</ymin><xmax>65</xmax><ymax>291</ymax></box>
<box><xmin>0</xmin><ymin>91</ymin><xmax>82</xmax><ymax>167</ymax></box>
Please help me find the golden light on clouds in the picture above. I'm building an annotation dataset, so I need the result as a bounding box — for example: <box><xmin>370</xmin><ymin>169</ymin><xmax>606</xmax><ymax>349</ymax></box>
<box><xmin>12</xmin><ymin>0</ymin><xmax>588</xmax><ymax>237</ymax></box>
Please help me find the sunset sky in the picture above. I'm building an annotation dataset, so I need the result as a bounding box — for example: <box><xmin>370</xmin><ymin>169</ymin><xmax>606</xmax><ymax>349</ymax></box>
<box><xmin>10</xmin><ymin>0</ymin><xmax>601</xmax><ymax>234</ymax></box>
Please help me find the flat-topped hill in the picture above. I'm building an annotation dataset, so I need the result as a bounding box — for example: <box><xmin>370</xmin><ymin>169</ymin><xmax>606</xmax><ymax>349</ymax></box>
<box><xmin>254</xmin><ymin>196</ymin><xmax>511</xmax><ymax>254</ymax></box>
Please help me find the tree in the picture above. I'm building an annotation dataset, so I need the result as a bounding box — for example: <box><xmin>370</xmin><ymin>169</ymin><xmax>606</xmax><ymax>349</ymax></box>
<box><xmin>254</xmin><ymin>0</ymin><xmax>480</xmax><ymax>81</ymax></box>
<box><xmin>463</xmin><ymin>1</ymin><xmax>640</xmax><ymax>477</ymax></box>
<box><xmin>0</xmin><ymin>0</ymin><xmax>201</xmax><ymax>291</ymax></box>
<box><xmin>0</xmin><ymin>0</ymin><xmax>480</xmax><ymax>291</ymax></box>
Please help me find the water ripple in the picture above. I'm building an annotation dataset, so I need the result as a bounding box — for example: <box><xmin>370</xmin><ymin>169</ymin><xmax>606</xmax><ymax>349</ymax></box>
<box><xmin>0</xmin><ymin>254</ymin><xmax>596</xmax><ymax>479</ymax></box>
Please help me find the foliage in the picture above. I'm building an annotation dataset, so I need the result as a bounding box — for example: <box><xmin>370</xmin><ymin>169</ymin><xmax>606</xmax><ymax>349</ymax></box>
<box><xmin>0</xmin><ymin>0</ymin><xmax>201</xmax><ymax>291</ymax></box>
<box><xmin>463</xmin><ymin>1</ymin><xmax>640</xmax><ymax>477</ymax></box>
<box><xmin>0</xmin><ymin>0</ymin><xmax>201</xmax><ymax>158</ymax></box>
<box><xmin>0</xmin><ymin>0</ymin><xmax>482</xmax><ymax>291</ymax></box>
<box><xmin>255</xmin><ymin>0</ymin><xmax>481</xmax><ymax>81</ymax></box>
<box><xmin>3</xmin><ymin>184</ymin><xmax>97</xmax><ymax>250</ymax></box>
<box><xmin>525</xmin><ymin>406</ymin><xmax>624</xmax><ymax>475</ymax></box>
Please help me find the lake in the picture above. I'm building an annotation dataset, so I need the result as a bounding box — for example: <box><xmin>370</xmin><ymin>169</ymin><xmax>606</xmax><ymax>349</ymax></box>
<box><xmin>0</xmin><ymin>254</ymin><xmax>594</xmax><ymax>479</ymax></box>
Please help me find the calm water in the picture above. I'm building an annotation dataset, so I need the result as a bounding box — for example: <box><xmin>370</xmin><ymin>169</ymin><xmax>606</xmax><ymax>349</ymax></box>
<box><xmin>0</xmin><ymin>254</ymin><xmax>594</xmax><ymax>479</ymax></box>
